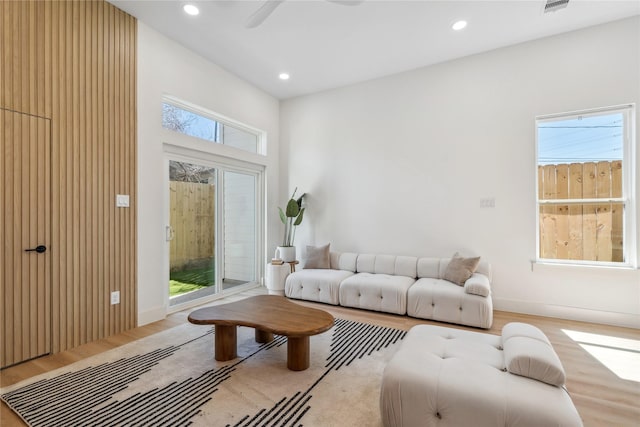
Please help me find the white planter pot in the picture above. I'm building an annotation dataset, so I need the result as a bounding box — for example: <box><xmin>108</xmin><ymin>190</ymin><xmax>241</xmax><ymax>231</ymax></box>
<box><xmin>275</xmin><ymin>246</ymin><xmax>296</xmax><ymax>262</ymax></box>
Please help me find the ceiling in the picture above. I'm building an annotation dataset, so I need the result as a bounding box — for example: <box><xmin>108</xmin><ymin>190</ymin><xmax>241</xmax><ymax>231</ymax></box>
<box><xmin>108</xmin><ymin>0</ymin><xmax>639</xmax><ymax>99</ymax></box>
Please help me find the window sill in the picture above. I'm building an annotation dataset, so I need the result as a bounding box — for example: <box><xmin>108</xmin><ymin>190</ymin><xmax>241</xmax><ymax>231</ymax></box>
<box><xmin>531</xmin><ymin>260</ymin><xmax>639</xmax><ymax>271</ymax></box>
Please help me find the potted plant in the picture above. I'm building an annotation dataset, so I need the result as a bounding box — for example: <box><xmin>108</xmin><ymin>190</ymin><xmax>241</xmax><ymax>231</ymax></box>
<box><xmin>276</xmin><ymin>188</ymin><xmax>305</xmax><ymax>262</ymax></box>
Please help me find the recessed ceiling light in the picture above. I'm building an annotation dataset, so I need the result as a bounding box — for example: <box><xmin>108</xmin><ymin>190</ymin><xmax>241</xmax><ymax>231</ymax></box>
<box><xmin>452</xmin><ymin>20</ymin><xmax>467</xmax><ymax>31</ymax></box>
<box><xmin>183</xmin><ymin>4</ymin><xmax>199</xmax><ymax>16</ymax></box>
<box><xmin>279</xmin><ymin>73</ymin><xmax>290</xmax><ymax>80</ymax></box>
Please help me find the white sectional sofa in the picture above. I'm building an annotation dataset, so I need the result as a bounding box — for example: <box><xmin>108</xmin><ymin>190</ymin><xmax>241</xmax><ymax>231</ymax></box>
<box><xmin>284</xmin><ymin>251</ymin><xmax>493</xmax><ymax>328</ymax></box>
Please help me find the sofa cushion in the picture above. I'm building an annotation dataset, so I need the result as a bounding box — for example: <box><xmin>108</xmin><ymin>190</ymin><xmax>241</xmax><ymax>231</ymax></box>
<box><xmin>417</xmin><ymin>257</ymin><xmax>492</xmax><ymax>281</ymax></box>
<box><xmin>417</xmin><ymin>257</ymin><xmax>441</xmax><ymax>279</ymax></box>
<box><xmin>502</xmin><ymin>322</ymin><xmax>551</xmax><ymax>345</ymax></box>
<box><xmin>357</xmin><ymin>254</ymin><xmax>378</xmax><ymax>273</ymax></box>
<box><xmin>304</xmin><ymin>243</ymin><xmax>330</xmax><ymax>269</ymax></box>
<box><xmin>395</xmin><ymin>256</ymin><xmax>418</xmax><ymax>278</ymax></box>
<box><xmin>407</xmin><ymin>278</ymin><xmax>493</xmax><ymax>329</ymax></box>
<box><xmin>502</xmin><ymin>323</ymin><xmax>566</xmax><ymax>387</ymax></box>
<box><xmin>443</xmin><ymin>253</ymin><xmax>481</xmax><ymax>285</ymax></box>
<box><xmin>329</xmin><ymin>252</ymin><xmax>358</xmax><ymax>272</ymax></box>
<box><xmin>464</xmin><ymin>273</ymin><xmax>491</xmax><ymax>297</ymax></box>
<box><xmin>340</xmin><ymin>273</ymin><xmax>415</xmax><ymax>315</ymax></box>
<box><xmin>356</xmin><ymin>254</ymin><xmax>418</xmax><ymax>278</ymax></box>
<box><xmin>285</xmin><ymin>269</ymin><xmax>354</xmax><ymax>305</ymax></box>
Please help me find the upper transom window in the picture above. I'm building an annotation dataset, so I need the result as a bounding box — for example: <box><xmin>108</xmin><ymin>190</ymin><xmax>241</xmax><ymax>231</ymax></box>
<box><xmin>162</xmin><ymin>99</ymin><xmax>264</xmax><ymax>155</ymax></box>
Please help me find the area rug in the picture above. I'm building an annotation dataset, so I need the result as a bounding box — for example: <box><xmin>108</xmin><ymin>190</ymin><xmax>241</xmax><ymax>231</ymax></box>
<box><xmin>1</xmin><ymin>319</ymin><xmax>406</xmax><ymax>426</ymax></box>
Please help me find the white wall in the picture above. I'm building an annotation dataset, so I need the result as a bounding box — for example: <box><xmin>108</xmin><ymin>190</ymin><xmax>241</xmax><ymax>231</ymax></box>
<box><xmin>137</xmin><ymin>23</ymin><xmax>280</xmax><ymax>325</ymax></box>
<box><xmin>280</xmin><ymin>17</ymin><xmax>640</xmax><ymax>328</ymax></box>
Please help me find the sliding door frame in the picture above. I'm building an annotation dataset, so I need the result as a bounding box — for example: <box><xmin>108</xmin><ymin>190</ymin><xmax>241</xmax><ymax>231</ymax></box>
<box><xmin>163</xmin><ymin>142</ymin><xmax>265</xmax><ymax>314</ymax></box>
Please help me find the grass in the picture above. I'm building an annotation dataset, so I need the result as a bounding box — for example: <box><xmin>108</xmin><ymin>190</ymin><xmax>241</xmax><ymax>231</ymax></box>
<box><xmin>169</xmin><ymin>266</ymin><xmax>214</xmax><ymax>297</ymax></box>
<box><xmin>169</xmin><ymin>281</ymin><xmax>207</xmax><ymax>297</ymax></box>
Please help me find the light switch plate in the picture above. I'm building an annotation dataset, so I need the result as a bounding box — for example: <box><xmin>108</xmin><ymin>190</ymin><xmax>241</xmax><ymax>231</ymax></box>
<box><xmin>111</xmin><ymin>291</ymin><xmax>120</xmax><ymax>305</ymax></box>
<box><xmin>480</xmin><ymin>198</ymin><xmax>495</xmax><ymax>208</ymax></box>
<box><xmin>116</xmin><ymin>194</ymin><xmax>130</xmax><ymax>207</ymax></box>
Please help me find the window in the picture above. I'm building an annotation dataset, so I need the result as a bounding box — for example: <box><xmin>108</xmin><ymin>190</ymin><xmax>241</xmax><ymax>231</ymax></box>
<box><xmin>536</xmin><ymin>105</ymin><xmax>636</xmax><ymax>267</ymax></box>
<box><xmin>162</xmin><ymin>99</ymin><xmax>263</xmax><ymax>154</ymax></box>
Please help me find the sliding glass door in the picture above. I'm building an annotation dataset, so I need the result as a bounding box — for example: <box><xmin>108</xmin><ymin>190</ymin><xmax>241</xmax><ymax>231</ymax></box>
<box><xmin>168</xmin><ymin>158</ymin><xmax>261</xmax><ymax>307</ymax></box>
<box><xmin>222</xmin><ymin>170</ymin><xmax>257</xmax><ymax>290</ymax></box>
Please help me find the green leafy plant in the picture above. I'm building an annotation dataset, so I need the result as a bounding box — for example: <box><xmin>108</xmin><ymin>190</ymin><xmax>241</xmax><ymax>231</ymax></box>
<box><xmin>278</xmin><ymin>188</ymin><xmax>305</xmax><ymax>247</ymax></box>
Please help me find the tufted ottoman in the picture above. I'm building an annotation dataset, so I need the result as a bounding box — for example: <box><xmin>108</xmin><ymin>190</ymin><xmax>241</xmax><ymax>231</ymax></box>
<box><xmin>380</xmin><ymin>323</ymin><xmax>583</xmax><ymax>427</ymax></box>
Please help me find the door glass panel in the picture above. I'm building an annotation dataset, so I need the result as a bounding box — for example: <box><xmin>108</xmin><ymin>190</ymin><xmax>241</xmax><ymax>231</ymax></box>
<box><xmin>169</xmin><ymin>160</ymin><xmax>217</xmax><ymax>306</ymax></box>
<box><xmin>222</xmin><ymin>171</ymin><xmax>257</xmax><ymax>290</ymax></box>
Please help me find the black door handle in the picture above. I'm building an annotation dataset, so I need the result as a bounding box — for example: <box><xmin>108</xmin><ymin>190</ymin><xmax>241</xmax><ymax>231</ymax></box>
<box><xmin>25</xmin><ymin>245</ymin><xmax>47</xmax><ymax>253</ymax></box>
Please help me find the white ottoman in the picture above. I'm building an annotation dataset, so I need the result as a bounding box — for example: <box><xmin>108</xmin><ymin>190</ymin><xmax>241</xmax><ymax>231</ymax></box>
<box><xmin>380</xmin><ymin>323</ymin><xmax>583</xmax><ymax>427</ymax></box>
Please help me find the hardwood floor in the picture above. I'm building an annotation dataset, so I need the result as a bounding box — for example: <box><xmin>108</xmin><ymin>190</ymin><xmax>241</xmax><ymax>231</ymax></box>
<box><xmin>2</xmin><ymin>287</ymin><xmax>639</xmax><ymax>426</ymax></box>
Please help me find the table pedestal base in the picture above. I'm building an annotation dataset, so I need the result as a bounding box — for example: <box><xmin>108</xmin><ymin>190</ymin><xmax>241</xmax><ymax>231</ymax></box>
<box><xmin>287</xmin><ymin>336</ymin><xmax>310</xmax><ymax>371</ymax></box>
<box><xmin>214</xmin><ymin>325</ymin><xmax>237</xmax><ymax>361</ymax></box>
<box><xmin>255</xmin><ymin>329</ymin><xmax>274</xmax><ymax>343</ymax></box>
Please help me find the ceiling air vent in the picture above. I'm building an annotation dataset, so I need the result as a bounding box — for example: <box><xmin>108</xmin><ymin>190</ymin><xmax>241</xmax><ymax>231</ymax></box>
<box><xmin>544</xmin><ymin>0</ymin><xmax>570</xmax><ymax>13</ymax></box>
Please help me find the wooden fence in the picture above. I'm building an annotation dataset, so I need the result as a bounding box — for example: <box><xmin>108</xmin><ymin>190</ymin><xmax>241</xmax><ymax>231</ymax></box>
<box><xmin>538</xmin><ymin>160</ymin><xmax>623</xmax><ymax>262</ymax></box>
<box><xmin>170</xmin><ymin>181</ymin><xmax>215</xmax><ymax>271</ymax></box>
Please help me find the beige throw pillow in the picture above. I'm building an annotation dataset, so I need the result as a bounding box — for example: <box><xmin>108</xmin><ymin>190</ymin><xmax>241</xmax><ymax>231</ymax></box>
<box><xmin>443</xmin><ymin>252</ymin><xmax>480</xmax><ymax>286</ymax></box>
<box><xmin>304</xmin><ymin>243</ymin><xmax>331</xmax><ymax>269</ymax></box>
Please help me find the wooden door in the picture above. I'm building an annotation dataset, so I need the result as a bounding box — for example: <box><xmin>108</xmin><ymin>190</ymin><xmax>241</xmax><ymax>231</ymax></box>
<box><xmin>1</xmin><ymin>108</ymin><xmax>51</xmax><ymax>368</ymax></box>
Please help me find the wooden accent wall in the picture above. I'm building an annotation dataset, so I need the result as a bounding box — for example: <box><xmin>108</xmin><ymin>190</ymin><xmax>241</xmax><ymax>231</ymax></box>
<box><xmin>1</xmin><ymin>1</ymin><xmax>137</xmax><ymax>354</ymax></box>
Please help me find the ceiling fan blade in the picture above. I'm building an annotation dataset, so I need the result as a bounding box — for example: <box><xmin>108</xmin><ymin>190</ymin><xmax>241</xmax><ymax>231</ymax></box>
<box><xmin>325</xmin><ymin>0</ymin><xmax>364</xmax><ymax>5</ymax></box>
<box><xmin>245</xmin><ymin>0</ymin><xmax>285</xmax><ymax>29</ymax></box>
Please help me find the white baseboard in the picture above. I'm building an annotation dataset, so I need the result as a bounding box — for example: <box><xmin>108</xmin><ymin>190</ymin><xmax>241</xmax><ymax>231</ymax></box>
<box><xmin>493</xmin><ymin>298</ymin><xmax>640</xmax><ymax>329</ymax></box>
<box><xmin>137</xmin><ymin>305</ymin><xmax>167</xmax><ymax>326</ymax></box>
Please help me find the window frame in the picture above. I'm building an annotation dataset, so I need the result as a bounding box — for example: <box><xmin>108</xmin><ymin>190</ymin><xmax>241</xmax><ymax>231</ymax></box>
<box><xmin>162</xmin><ymin>95</ymin><xmax>266</xmax><ymax>155</ymax></box>
<box><xmin>535</xmin><ymin>104</ymin><xmax>637</xmax><ymax>268</ymax></box>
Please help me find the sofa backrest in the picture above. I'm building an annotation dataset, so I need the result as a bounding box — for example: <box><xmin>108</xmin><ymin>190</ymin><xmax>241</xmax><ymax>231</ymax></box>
<box><xmin>328</xmin><ymin>251</ymin><xmax>491</xmax><ymax>281</ymax></box>
<box><xmin>329</xmin><ymin>251</ymin><xmax>358</xmax><ymax>272</ymax></box>
<box><xmin>417</xmin><ymin>257</ymin><xmax>492</xmax><ymax>281</ymax></box>
<box><xmin>356</xmin><ymin>254</ymin><xmax>418</xmax><ymax>278</ymax></box>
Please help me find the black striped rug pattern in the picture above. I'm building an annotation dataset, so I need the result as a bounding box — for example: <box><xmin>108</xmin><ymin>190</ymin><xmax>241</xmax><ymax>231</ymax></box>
<box><xmin>228</xmin><ymin>319</ymin><xmax>406</xmax><ymax>427</ymax></box>
<box><xmin>2</xmin><ymin>319</ymin><xmax>405</xmax><ymax>427</ymax></box>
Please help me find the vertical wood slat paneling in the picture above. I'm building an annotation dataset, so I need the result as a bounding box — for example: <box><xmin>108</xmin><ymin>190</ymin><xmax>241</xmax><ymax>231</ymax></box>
<box><xmin>1</xmin><ymin>112</ymin><xmax>16</xmax><ymax>365</ymax></box>
<box><xmin>1</xmin><ymin>110</ymin><xmax>51</xmax><ymax>367</ymax></box>
<box><xmin>1</xmin><ymin>0</ymin><xmax>137</xmax><ymax>358</ymax></box>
